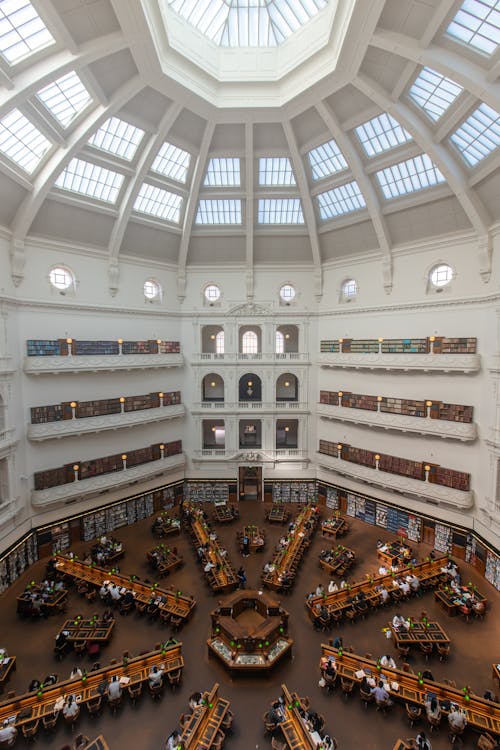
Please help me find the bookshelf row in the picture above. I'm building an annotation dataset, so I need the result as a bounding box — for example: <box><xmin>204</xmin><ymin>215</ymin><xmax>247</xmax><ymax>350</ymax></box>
<box><xmin>271</xmin><ymin>481</ymin><xmax>316</xmax><ymax>503</ymax></box>
<box><xmin>30</xmin><ymin>390</ymin><xmax>181</xmax><ymax>424</ymax></box>
<box><xmin>318</xmin><ymin>439</ymin><xmax>470</xmax><ymax>491</ymax></box>
<box><xmin>320</xmin><ymin>336</ymin><xmax>477</xmax><ymax>354</ymax></box>
<box><xmin>26</xmin><ymin>339</ymin><xmax>180</xmax><ymax>356</ymax></box>
<box><xmin>33</xmin><ymin>439</ymin><xmax>182</xmax><ymax>490</ymax></box>
<box><xmin>319</xmin><ymin>390</ymin><xmax>473</xmax><ymax>423</ymax></box>
<box><xmin>184</xmin><ymin>481</ymin><xmax>230</xmax><ymax>504</ymax></box>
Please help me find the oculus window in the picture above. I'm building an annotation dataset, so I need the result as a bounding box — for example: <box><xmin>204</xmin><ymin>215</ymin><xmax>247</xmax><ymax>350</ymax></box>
<box><xmin>204</xmin><ymin>284</ymin><xmax>221</xmax><ymax>302</ymax></box>
<box><xmin>49</xmin><ymin>266</ymin><xmax>74</xmax><ymax>291</ymax></box>
<box><xmin>429</xmin><ymin>264</ymin><xmax>454</xmax><ymax>288</ymax></box>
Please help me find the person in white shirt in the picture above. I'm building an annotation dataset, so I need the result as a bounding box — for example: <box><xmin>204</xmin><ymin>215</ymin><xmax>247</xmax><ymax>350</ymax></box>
<box><xmin>377</xmin><ymin>586</ymin><xmax>390</xmax><ymax>604</ymax></box>
<box><xmin>70</xmin><ymin>666</ymin><xmax>82</xmax><ymax>679</ymax></box>
<box><xmin>328</xmin><ymin>580</ymin><xmax>338</xmax><ymax>593</ymax></box>
<box><xmin>109</xmin><ymin>584</ymin><xmax>121</xmax><ymax>601</ymax></box>
<box><xmin>380</xmin><ymin>654</ymin><xmax>397</xmax><ymax>668</ymax></box>
<box><xmin>166</xmin><ymin>730</ymin><xmax>182</xmax><ymax>750</ymax></box>
<box><xmin>63</xmin><ymin>695</ymin><xmax>80</xmax><ymax>720</ymax></box>
<box><xmin>340</xmin><ymin>580</ymin><xmax>347</xmax><ymax>589</ymax></box>
<box><xmin>108</xmin><ymin>675</ymin><xmax>122</xmax><ymax>700</ymax></box>
<box><xmin>204</xmin><ymin>561</ymin><xmax>215</xmax><ymax>572</ymax></box>
<box><xmin>448</xmin><ymin>707</ymin><xmax>467</xmax><ymax>732</ymax></box>
<box><xmin>378</xmin><ymin>565</ymin><xmax>388</xmax><ymax>575</ymax></box>
<box><xmin>399</xmin><ymin>580</ymin><xmax>411</xmax><ymax>596</ymax></box>
<box><xmin>149</xmin><ymin>665</ymin><xmax>164</xmax><ymax>687</ymax></box>
<box><xmin>0</xmin><ymin>720</ymin><xmax>17</xmax><ymax>745</ymax></box>
<box><xmin>315</xmin><ymin>584</ymin><xmax>324</xmax><ymax>597</ymax></box>
<box><xmin>392</xmin><ymin>614</ymin><xmax>409</xmax><ymax>631</ymax></box>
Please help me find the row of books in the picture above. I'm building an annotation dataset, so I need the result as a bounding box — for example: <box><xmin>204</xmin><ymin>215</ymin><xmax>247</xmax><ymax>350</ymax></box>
<box><xmin>30</xmin><ymin>391</ymin><xmax>181</xmax><ymax>423</ymax></box>
<box><xmin>318</xmin><ymin>439</ymin><xmax>471</xmax><ymax>491</ymax></box>
<box><xmin>183</xmin><ymin>482</ymin><xmax>230</xmax><ymax>503</ymax></box>
<box><xmin>320</xmin><ymin>336</ymin><xmax>477</xmax><ymax>354</ymax></box>
<box><xmin>319</xmin><ymin>390</ymin><xmax>473</xmax><ymax>423</ymax></box>
<box><xmin>33</xmin><ymin>440</ymin><xmax>182</xmax><ymax>490</ymax></box>
<box><xmin>272</xmin><ymin>481</ymin><xmax>316</xmax><ymax>503</ymax></box>
<box><xmin>26</xmin><ymin>339</ymin><xmax>181</xmax><ymax>356</ymax></box>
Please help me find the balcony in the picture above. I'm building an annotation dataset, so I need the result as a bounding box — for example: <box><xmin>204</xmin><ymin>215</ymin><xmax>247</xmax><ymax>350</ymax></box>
<box><xmin>24</xmin><ymin>352</ymin><xmax>183</xmax><ymax>375</ymax></box>
<box><xmin>31</xmin><ymin>453</ymin><xmax>186</xmax><ymax>507</ymax></box>
<box><xmin>0</xmin><ymin>427</ymin><xmax>16</xmax><ymax>453</ymax></box>
<box><xmin>193</xmin><ymin>448</ymin><xmax>309</xmax><ymax>463</ymax></box>
<box><xmin>318</xmin><ymin>352</ymin><xmax>480</xmax><ymax>373</ymax></box>
<box><xmin>194</xmin><ymin>352</ymin><xmax>310</xmax><ymax>364</ymax></box>
<box><xmin>193</xmin><ymin>401</ymin><xmax>309</xmax><ymax>413</ymax></box>
<box><xmin>316</xmin><ymin>452</ymin><xmax>473</xmax><ymax>509</ymax></box>
<box><xmin>317</xmin><ymin>404</ymin><xmax>477</xmax><ymax>442</ymax></box>
<box><xmin>28</xmin><ymin>405</ymin><xmax>185</xmax><ymax>441</ymax></box>
<box><xmin>0</xmin><ymin>356</ymin><xmax>15</xmax><ymax>375</ymax></box>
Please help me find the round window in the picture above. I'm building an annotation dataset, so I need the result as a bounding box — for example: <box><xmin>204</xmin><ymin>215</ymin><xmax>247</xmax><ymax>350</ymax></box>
<box><xmin>144</xmin><ymin>279</ymin><xmax>161</xmax><ymax>299</ymax></box>
<box><xmin>204</xmin><ymin>284</ymin><xmax>221</xmax><ymax>302</ymax></box>
<box><xmin>279</xmin><ymin>284</ymin><xmax>296</xmax><ymax>303</ymax></box>
<box><xmin>49</xmin><ymin>266</ymin><xmax>73</xmax><ymax>290</ymax></box>
<box><xmin>430</xmin><ymin>264</ymin><xmax>453</xmax><ymax>288</ymax></box>
<box><xmin>342</xmin><ymin>279</ymin><xmax>358</xmax><ymax>299</ymax></box>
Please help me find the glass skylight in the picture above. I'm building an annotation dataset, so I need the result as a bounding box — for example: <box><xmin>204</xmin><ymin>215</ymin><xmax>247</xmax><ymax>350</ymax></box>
<box><xmin>446</xmin><ymin>0</ymin><xmax>500</xmax><ymax>56</ymax></box>
<box><xmin>308</xmin><ymin>139</ymin><xmax>348</xmax><ymax>180</ymax></box>
<box><xmin>133</xmin><ymin>183</ymin><xmax>182</xmax><ymax>223</ymax></box>
<box><xmin>355</xmin><ymin>113</ymin><xmax>412</xmax><ymax>157</ymax></box>
<box><xmin>204</xmin><ymin>157</ymin><xmax>241</xmax><ymax>186</ymax></box>
<box><xmin>88</xmin><ymin>117</ymin><xmax>144</xmax><ymax>161</ymax></box>
<box><xmin>196</xmin><ymin>199</ymin><xmax>242</xmax><ymax>224</ymax></box>
<box><xmin>0</xmin><ymin>108</ymin><xmax>51</xmax><ymax>173</ymax></box>
<box><xmin>259</xmin><ymin>157</ymin><xmax>296</xmax><ymax>186</ymax></box>
<box><xmin>375</xmin><ymin>154</ymin><xmax>445</xmax><ymax>199</ymax></box>
<box><xmin>152</xmin><ymin>142</ymin><xmax>191</xmax><ymax>183</ymax></box>
<box><xmin>36</xmin><ymin>71</ymin><xmax>91</xmax><ymax>128</ymax></box>
<box><xmin>55</xmin><ymin>158</ymin><xmax>124</xmax><ymax>203</ymax></box>
<box><xmin>0</xmin><ymin>1</ymin><xmax>54</xmax><ymax>64</ymax></box>
<box><xmin>167</xmin><ymin>0</ymin><xmax>328</xmax><ymax>47</ymax></box>
<box><xmin>258</xmin><ymin>198</ymin><xmax>304</xmax><ymax>224</ymax></box>
<box><xmin>316</xmin><ymin>181</ymin><xmax>366</xmax><ymax>220</ymax></box>
<box><xmin>409</xmin><ymin>68</ymin><xmax>463</xmax><ymax>122</ymax></box>
<box><xmin>450</xmin><ymin>103</ymin><xmax>500</xmax><ymax>166</ymax></box>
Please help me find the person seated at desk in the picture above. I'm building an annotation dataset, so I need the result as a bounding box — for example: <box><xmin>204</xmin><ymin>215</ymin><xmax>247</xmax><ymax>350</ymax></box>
<box><xmin>392</xmin><ymin>613</ymin><xmax>410</xmax><ymax>631</ymax></box>
<box><xmin>165</xmin><ymin>730</ymin><xmax>182</xmax><ymax>750</ymax></box>
<box><xmin>406</xmin><ymin>731</ymin><xmax>432</xmax><ymax>750</ymax></box>
<box><xmin>204</xmin><ymin>560</ymin><xmax>215</xmax><ymax>573</ymax></box>
<box><xmin>75</xmin><ymin>734</ymin><xmax>90</xmax><ymax>750</ymax></box>
<box><xmin>109</xmin><ymin>584</ymin><xmax>122</xmax><ymax>602</ymax></box>
<box><xmin>376</xmin><ymin>585</ymin><xmax>390</xmax><ymax>604</ymax></box>
<box><xmin>62</xmin><ymin>694</ymin><xmax>80</xmax><ymax>720</ymax></box>
<box><xmin>188</xmin><ymin>691</ymin><xmax>203</xmax><ymax>710</ymax></box>
<box><xmin>324</xmin><ymin>660</ymin><xmax>337</xmax><ymax>680</ymax></box>
<box><xmin>70</xmin><ymin>666</ymin><xmax>82</xmax><ymax>679</ymax></box>
<box><xmin>315</xmin><ymin>583</ymin><xmax>325</xmax><ymax>597</ymax></box>
<box><xmin>378</xmin><ymin>564</ymin><xmax>388</xmax><ymax>575</ymax></box>
<box><xmin>378</xmin><ymin>543</ymin><xmax>389</xmax><ymax>553</ymax></box>
<box><xmin>380</xmin><ymin>654</ymin><xmax>396</xmax><ymax>668</ymax></box>
<box><xmin>483</xmin><ymin>690</ymin><xmax>498</xmax><ymax>702</ymax></box>
<box><xmin>425</xmin><ymin>696</ymin><xmax>441</xmax><ymax>722</ymax></box>
<box><xmin>148</xmin><ymin>665</ymin><xmax>164</xmax><ymax>687</ymax></box>
<box><xmin>0</xmin><ymin>720</ymin><xmax>17</xmax><ymax>746</ymax></box>
<box><xmin>399</xmin><ymin>579</ymin><xmax>411</xmax><ymax>596</ymax></box>
<box><xmin>0</xmin><ymin>647</ymin><xmax>8</xmax><ymax>660</ymax></box>
<box><xmin>264</xmin><ymin>562</ymin><xmax>275</xmax><ymax>574</ymax></box>
<box><xmin>102</xmin><ymin>609</ymin><xmax>114</xmax><ymax>622</ymax></box>
<box><xmin>28</xmin><ymin>678</ymin><xmax>41</xmax><ymax>691</ymax></box>
<box><xmin>43</xmin><ymin>673</ymin><xmax>58</xmax><ymax>686</ymax></box>
<box><xmin>121</xmin><ymin>589</ymin><xmax>135</xmax><ymax>606</ymax></box>
<box><xmin>328</xmin><ymin>580</ymin><xmax>338</xmax><ymax>593</ymax></box>
<box><xmin>268</xmin><ymin>701</ymin><xmax>284</xmax><ymax>725</ymax></box>
<box><xmin>306</xmin><ymin>711</ymin><xmax>323</xmax><ymax>734</ymax></box>
<box><xmin>448</xmin><ymin>706</ymin><xmax>467</xmax><ymax>732</ymax></box>
<box><xmin>370</xmin><ymin>681</ymin><xmax>392</xmax><ymax>705</ymax></box>
<box><xmin>339</xmin><ymin>580</ymin><xmax>348</xmax><ymax>589</ymax></box>
<box><xmin>407</xmin><ymin>574</ymin><xmax>420</xmax><ymax>593</ymax></box>
<box><xmin>108</xmin><ymin>674</ymin><xmax>122</xmax><ymax>700</ymax></box>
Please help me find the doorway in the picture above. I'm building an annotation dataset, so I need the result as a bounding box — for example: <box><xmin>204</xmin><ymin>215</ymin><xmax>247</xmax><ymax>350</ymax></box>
<box><xmin>238</xmin><ymin>466</ymin><xmax>262</xmax><ymax>501</ymax></box>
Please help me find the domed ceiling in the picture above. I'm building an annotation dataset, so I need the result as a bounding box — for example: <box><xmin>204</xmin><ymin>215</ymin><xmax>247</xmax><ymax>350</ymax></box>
<box><xmin>0</xmin><ymin>0</ymin><xmax>498</xmax><ymax>292</ymax></box>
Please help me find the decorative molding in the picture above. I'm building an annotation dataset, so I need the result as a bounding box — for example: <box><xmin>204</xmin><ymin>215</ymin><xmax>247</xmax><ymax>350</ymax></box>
<box><xmin>193</xmin><ymin>352</ymin><xmax>310</xmax><ymax>364</ymax></box>
<box><xmin>192</xmin><ymin>401</ymin><xmax>309</xmax><ymax>414</ymax></box>
<box><xmin>0</xmin><ymin>357</ymin><xmax>15</xmax><ymax>375</ymax></box>
<box><xmin>28</xmin><ymin>405</ymin><xmax>185</xmax><ymax>441</ymax></box>
<box><xmin>0</xmin><ymin>428</ymin><xmax>16</xmax><ymax>457</ymax></box>
<box><xmin>193</xmin><ymin>448</ymin><xmax>309</xmax><ymax>463</ymax></box>
<box><xmin>316</xmin><ymin>453</ymin><xmax>474</xmax><ymax>510</ymax></box>
<box><xmin>478</xmin><ymin>233</ymin><xmax>492</xmax><ymax>283</ymax></box>
<box><xmin>23</xmin><ymin>353</ymin><xmax>183</xmax><ymax>375</ymax></box>
<box><xmin>226</xmin><ymin>302</ymin><xmax>274</xmax><ymax>317</ymax></box>
<box><xmin>31</xmin><ymin>453</ymin><xmax>186</xmax><ymax>507</ymax></box>
<box><xmin>317</xmin><ymin>404</ymin><xmax>477</xmax><ymax>441</ymax></box>
<box><xmin>318</xmin><ymin>352</ymin><xmax>480</xmax><ymax>373</ymax></box>
<box><xmin>10</xmin><ymin>237</ymin><xmax>25</xmax><ymax>287</ymax></box>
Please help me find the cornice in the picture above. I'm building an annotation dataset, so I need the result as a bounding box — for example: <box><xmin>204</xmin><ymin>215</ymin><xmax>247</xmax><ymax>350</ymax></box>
<box><xmin>318</xmin><ymin>352</ymin><xmax>480</xmax><ymax>373</ymax></box>
<box><xmin>0</xmin><ymin>293</ymin><xmax>183</xmax><ymax>318</ymax></box>
<box><xmin>23</xmin><ymin>353</ymin><xmax>184</xmax><ymax>375</ymax></box>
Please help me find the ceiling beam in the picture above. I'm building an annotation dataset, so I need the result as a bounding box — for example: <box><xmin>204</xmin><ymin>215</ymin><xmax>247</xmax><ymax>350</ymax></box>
<box><xmin>316</xmin><ymin>100</ymin><xmax>394</xmax><ymax>294</ymax></box>
<box><xmin>245</xmin><ymin>122</ymin><xmax>254</xmax><ymax>300</ymax></box>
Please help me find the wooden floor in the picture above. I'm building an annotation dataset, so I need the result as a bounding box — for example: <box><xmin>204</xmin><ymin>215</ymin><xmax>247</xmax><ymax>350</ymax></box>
<box><xmin>0</xmin><ymin>500</ymin><xmax>498</xmax><ymax>749</ymax></box>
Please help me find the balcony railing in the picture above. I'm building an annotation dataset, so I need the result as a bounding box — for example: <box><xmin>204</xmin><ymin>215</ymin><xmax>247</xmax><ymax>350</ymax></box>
<box><xmin>0</xmin><ymin>427</ymin><xmax>16</xmax><ymax>451</ymax></box>
<box><xmin>24</xmin><ymin>352</ymin><xmax>183</xmax><ymax>375</ymax></box>
<box><xmin>28</xmin><ymin>404</ymin><xmax>185</xmax><ymax>441</ymax></box>
<box><xmin>31</xmin><ymin>453</ymin><xmax>185</xmax><ymax>507</ymax></box>
<box><xmin>195</xmin><ymin>352</ymin><xmax>309</xmax><ymax>363</ymax></box>
<box><xmin>316</xmin><ymin>452</ymin><xmax>473</xmax><ymax>509</ymax></box>
<box><xmin>193</xmin><ymin>401</ymin><xmax>308</xmax><ymax>412</ymax></box>
<box><xmin>317</xmin><ymin>404</ymin><xmax>477</xmax><ymax>442</ymax></box>
<box><xmin>194</xmin><ymin>448</ymin><xmax>308</xmax><ymax>461</ymax></box>
<box><xmin>318</xmin><ymin>351</ymin><xmax>480</xmax><ymax>373</ymax></box>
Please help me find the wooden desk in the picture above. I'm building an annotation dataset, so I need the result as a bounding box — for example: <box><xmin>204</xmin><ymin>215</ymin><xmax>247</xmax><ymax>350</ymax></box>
<box><xmin>16</xmin><ymin>587</ymin><xmax>68</xmax><ymax>616</ymax></box>
<box><xmin>306</xmin><ymin>556</ymin><xmax>449</xmax><ymax>625</ymax></box>
<box><xmin>190</xmin><ymin>514</ymin><xmax>238</xmax><ymax>593</ymax></box>
<box><xmin>319</xmin><ymin>545</ymin><xmax>355</xmax><ymax>576</ymax></box>
<box><xmin>181</xmin><ymin>683</ymin><xmax>229</xmax><ymax>749</ymax></box>
<box><xmin>389</xmin><ymin>620</ymin><xmax>450</xmax><ymax>649</ymax></box>
<box><xmin>147</xmin><ymin>546</ymin><xmax>183</xmax><ymax>576</ymax></box>
<box><xmin>392</xmin><ymin>741</ymin><xmax>410</xmax><ymax>750</ymax></box>
<box><xmin>0</xmin><ymin>642</ymin><xmax>183</xmax><ymax>728</ymax></box>
<box><xmin>434</xmin><ymin>585</ymin><xmax>488</xmax><ymax>616</ymax></box>
<box><xmin>278</xmin><ymin>684</ymin><xmax>317</xmax><ymax>750</ymax></box>
<box><xmin>266</xmin><ymin>504</ymin><xmax>289</xmax><ymax>523</ymax></box>
<box><xmin>213</xmin><ymin>504</ymin><xmax>238</xmax><ymax>523</ymax></box>
<box><xmin>320</xmin><ymin>645</ymin><xmax>500</xmax><ymax>737</ymax></box>
<box><xmin>152</xmin><ymin>513</ymin><xmax>181</xmax><ymax>537</ymax></box>
<box><xmin>242</xmin><ymin>525</ymin><xmax>265</xmax><ymax>552</ymax></box>
<box><xmin>84</xmin><ymin>736</ymin><xmax>110</xmax><ymax>750</ymax></box>
<box><xmin>321</xmin><ymin>516</ymin><xmax>349</xmax><ymax>539</ymax></box>
<box><xmin>262</xmin><ymin>505</ymin><xmax>318</xmax><ymax>591</ymax></box>
<box><xmin>54</xmin><ymin>555</ymin><xmax>195</xmax><ymax>624</ymax></box>
<box><xmin>377</xmin><ymin>540</ymin><xmax>412</xmax><ymax>568</ymax></box>
<box><xmin>59</xmin><ymin>618</ymin><xmax>115</xmax><ymax>644</ymax></box>
<box><xmin>0</xmin><ymin>657</ymin><xmax>16</xmax><ymax>693</ymax></box>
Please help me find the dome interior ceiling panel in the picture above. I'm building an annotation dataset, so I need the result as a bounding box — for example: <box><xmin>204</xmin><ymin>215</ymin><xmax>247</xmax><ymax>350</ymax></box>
<box><xmin>0</xmin><ymin>0</ymin><xmax>497</xmax><ymax>272</ymax></box>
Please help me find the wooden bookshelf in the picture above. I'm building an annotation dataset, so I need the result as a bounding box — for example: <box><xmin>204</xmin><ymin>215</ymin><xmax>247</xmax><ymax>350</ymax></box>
<box><xmin>26</xmin><ymin>339</ymin><xmax>181</xmax><ymax>356</ymax></box>
<box><xmin>319</xmin><ymin>390</ymin><xmax>473</xmax><ymax>423</ymax></box>
<box><xmin>30</xmin><ymin>391</ymin><xmax>181</xmax><ymax>423</ymax></box>
<box><xmin>320</xmin><ymin>336</ymin><xmax>477</xmax><ymax>355</ymax></box>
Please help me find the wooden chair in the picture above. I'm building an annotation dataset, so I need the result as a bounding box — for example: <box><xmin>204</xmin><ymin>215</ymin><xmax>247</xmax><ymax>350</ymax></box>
<box><xmin>359</xmin><ymin>684</ymin><xmax>375</xmax><ymax>709</ymax></box>
<box><xmin>397</xmin><ymin>644</ymin><xmax>410</xmax><ymax>659</ymax></box>
<box><xmin>148</xmin><ymin>681</ymin><xmax>163</xmax><ymax>701</ymax></box>
<box><xmin>108</xmin><ymin>694</ymin><xmax>122</xmax><ymax>715</ymax></box>
<box><xmin>419</xmin><ymin>643</ymin><xmax>433</xmax><ymax>661</ymax></box>
<box><xmin>375</xmin><ymin>697</ymin><xmax>391</xmax><ymax>716</ymax></box>
<box><xmin>119</xmin><ymin>600</ymin><xmax>134</xmax><ymax>615</ymax></box>
<box><xmin>86</xmin><ymin>696</ymin><xmax>102</xmax><ymax>718</ymax></box>
<box><xmin>85</xmin><ymin>587</ymin><xmax>97</xmax><ymax>603</ymax></box>
<box><xmin>21</xmin><ymin>720</ymin><xmax>39</xmax><ymax>742</ymax></box>
<box><xmin>340</xmin><ymin>677</ymin><xmax>354</xmax><ymax>699</ymax></box>
<box><xmin>42</xmin><ymin>712</ymin><xmax>59</xmax><ymax>732</ymax></box>
<box><xmin>221</xmin><ymin>709</ymin><xmax>234</xmax><ymax>732</ymax></box>
<box><xmin>271</xmin><ymin>737</ymin><xmax>287</xmax><ymax>750</ymax></box>
<box><xmin>128</xmin><ymin>681</ymin><xmax>143</xmax><ymax>705</ymax></box>
<box><xmin>63</xmin><ymin>705</ymin><xmax>80</xmax><ymax>730</ymax></box>
<box><xmin>345</xmin><ymin>607</ymin><xmax>357</xmax><ymax>624</ymax></box>
<box><xmin>211</xmin><ymin>730</ymin><xmax>225</xmax><ymax>750</ymax></box>
<box><xmin>405</xmin><ymin>702</ymin><xmax>422</xmax><ymax>727</ymax></box>
<box><xmin>73</xmin><ymin>640</ymin><xmax>86</xmax><ymax>655</ymax></box>
<box><xmin>324</xmin><ymin>671</ymin><xmax>338</xmax><ymax>692</ymax></box>
<box><xmin>437</xmin><ymin>643</ymin><xmax>450</xmax><ymax>662</ymax></box>
<box><xmin>448</xmin><ymin>724</ymin><xmax>465</xmax><ymax>744</ymax></box>
<box><xmin>477</xmin><ymin>732</ymin><xmax>497</xmax><ymax>750</ymax></box>
<box><xmin>179</xmin><ymin>713</ymin><xmax>191</xmax><ymax>730</ymax></box>
<box><xmin>263</xmin><ymin>712</ymin><xmax>278</xmax><ymax>733</ymax></box>
<box><xmin>427</xmin><ymin>713</ymin><xmax>441</xmax><ymax>732</ymax></box>
<box><xmin>401</xmin><ymin>662</ymin><xmax>414</xmax><ymax>674</ymax></box>
<box><xmin>168</xmin><ymin>668</ymin><xmax>182</xmax><ymax>689</ymax></box>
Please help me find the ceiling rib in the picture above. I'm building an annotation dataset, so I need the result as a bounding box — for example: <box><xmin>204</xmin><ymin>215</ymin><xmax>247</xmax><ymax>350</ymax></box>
<box><xmin>245</xmin><ymin>122</ymin><xmax>254</xmax><ymax>299</ymax></box>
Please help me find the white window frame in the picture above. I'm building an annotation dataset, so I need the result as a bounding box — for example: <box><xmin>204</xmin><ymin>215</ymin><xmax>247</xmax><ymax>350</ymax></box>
<box><xmin>144</xmin><ymin>278</ymin><xmax>162</xmax><ymax>303</ymax></box>
<box><xmin>215</xmin><ymin>330</ymin><xmax>225</xmax><ymax>354</ymax></box>
<box><xmin>48</xmin><ymin>265</ymin><xmax>75</xmax><ymax>293</ymax></box>
<box><xmin>242</xmin><ymin>331</ymin><xmax>258</xmax><ymax>354</ymax></box>
<box><xmin>204</xmin><ymin>284</ymin><xmax>222</xmax><ymax>306</ymax></box>
<box><xmin>340</xmin><ymin>278</ymin><xmax>358</xmax><ymax>302</ymax></box>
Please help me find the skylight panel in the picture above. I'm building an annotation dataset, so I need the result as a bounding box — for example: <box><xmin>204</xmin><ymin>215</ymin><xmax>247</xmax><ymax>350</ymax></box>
<box><xmin>88</xmin><ymin>117</ymin><xmax>144</xmax><ymax>161</ymax></box>
<box><xmin>316</xmin><ymin>181</ymin><xmax>366</xmax><ymax>220</ymax></box>
<box><xmin>450</xmin><ymin>103</ymin><xmax>500</xmax><ymax>166</ymax></box>
<box><xmin>308</xmin><ymin>139</ymin><xmax>348</xmax><ymax>180</ymax></box>
<box><xmin>375</xmin><ymin>154</ymin><xmax>445</xmax><ymax>199</ymax></box>
<box><xmin>446</xmin><ymin>0</ymin><xmax>500</xmax><ymax>56</ymax></box>
<box><xmin>0</xmin><ymin>108</ymin><xmax>51</xmax><ymax>173</ymax></box>
<box><xmin>36</xmin><ymin>71</ymin><xmax>91</xmax><ymax>128</ymax></box>
<box><xmin>196</xmin><ymin>199</ymin><xmax>242</xmax><ymax>224</ymax></box>
<box><xmin>55</xmin><ymin>158</ymin><xmax>124</xmax><ymax>203</ymax></box>
<box><xmin>133</xmin><ymin>183</ymin><xmax>182</xmax><ymax>223</ymax></box>
<box><xmin>409</xmin><ymin>68</ymin><xmax>463</xmax><ymax>122</ymax></box>
<box><xmin>258</xmin><ymin>198</ymin><xmax>304</xmax><ymax>224</ymax></box>
<box><xmin>0</xmin><ymin>1</ymin><xmax>54</xmax><ymax>64</ymax></box>
<box><xmin>151</xmin><ymin>142</ymin><xmax>191</xmax><ymax>183</ymax></box>
<box><xmin>259</xmin><ymin>157</ymin><xmax>296</xmax><ymax>186</ymax></box>
<box><xmin>355</xmin><ymin>113</ymin><xmax>412</xmax><ymax>157</ymax></box>
<box><xmin>167</xmin><ymin>0</ymin><xmax>328</xmax><ymax>47</ymax></box>
<box><xmin>204</xmin><ymin>157</ymin><xmax>241</xmax><ymax>186</ymax></box>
